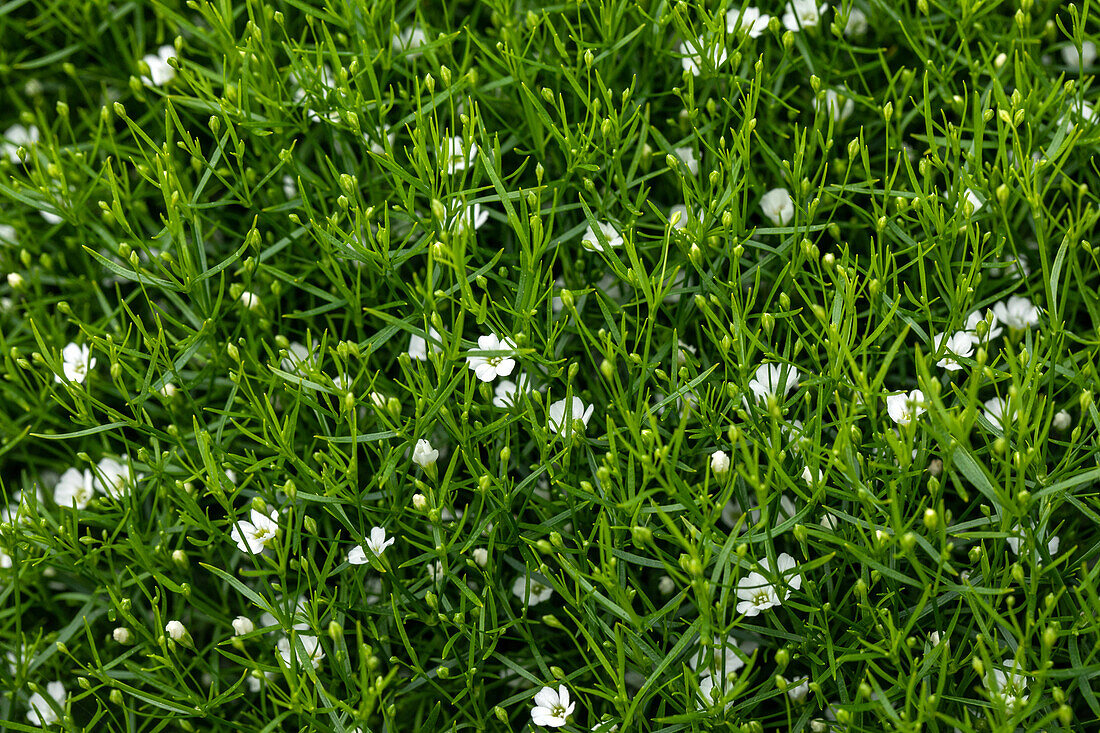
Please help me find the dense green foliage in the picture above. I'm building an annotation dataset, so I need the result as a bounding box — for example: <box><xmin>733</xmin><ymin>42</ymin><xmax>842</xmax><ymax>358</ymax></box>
<box><xmin>2</xmin><ymin>0</ymin><xmax>1100</xmax><ymax>731</ymax></box>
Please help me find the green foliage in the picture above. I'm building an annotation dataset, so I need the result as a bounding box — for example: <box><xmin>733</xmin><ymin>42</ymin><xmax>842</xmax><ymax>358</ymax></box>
<box><xmin>1</xmin><ymin>0</ymin><xmax>1100</xmax><ymax>731</ymax></box>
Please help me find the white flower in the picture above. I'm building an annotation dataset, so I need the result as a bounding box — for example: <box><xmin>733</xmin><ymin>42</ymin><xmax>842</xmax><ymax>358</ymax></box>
<box><xmin>1005</xmin><ymin>524</ymin><xmax>1060</xmax><ymax>559</ymax></box>
<box><xmin>512</xmin><ymin>574</ymin><xmax>554</xmax><ymax>605</ymax></box>
<box><xmin>983</xmin><ymin>396</ymin><xmax>1015</xmax><ymax>428</ymax></box>
<box><xmin>886</xmin><ymin>389</ymin><xmax>925</xmax><ymax>426</ymax></box>
<box><xmin>0</xmin><ymin>223</ymin><xmax>16</xmax><ymax>242</ymax></box>
<box><xmin>466</xmin><ymin>333</ymin><xmax>517</xmax><ymax>381</ymax></box>
<box><xmin>54</xmin><ymin>467</ymin><xmax>96</xmax><ymax>510</ymax></box>
<box><xmin>679</xmin><ymin>38</ymin><xmax>728</xmax><ymax>75</ymax></box>
<box><xmin>276</xmin><ymin>634</ymin><xmax>325</xmax><ymax>669</ymax></box>
<box><xmin>452</xmin><ymin>202</ymin><xmax>489</xmax><ymax>234</ymax></box>
<box><xmin>232</xmin><ymin>616</ymin><xmax>254</xmax><ymax>636</ymax></box>
<box><xmin>760</xmin><ymin>187</ymin><xmax>795</xmax><ymax>226</ymax></box>
<box><xmin>547</xmin><ymin>396</ymin><xmax>595</xmax><ymax>437</ymax></box>
<box><xmin>673</xmin><ymin>146</ymin><xmax>699</xmax><ymax>175</ymax></box>
<box><xmin>987</xmin><ymin>658</ymin><xmax>1027</xmax><ymax>711</ymax></box>
<box><xmin>992</xmin><ymin>295</ymin><xmax>1040</xmax><ymax>331</ymax></box>
<box><xmin>364</xmin><ymin>526</ymin><xmax>395</xmax><ymax>557</ymax></box>
<box><xmin>392</xmin><ymin>26</ymin><xmax>428</xmax><ymax>58</ymax></box>
<box><xmin>472</xmin><ymin>548</ymin><xmax>488</xmax><ymax>567</ymax></box>
<box><xmin>815</xmin><ymin>89</ymin><xmax>854</xmax><ymax>122</ymax></box>
<box><xmin>141</xmin><ymin>45</ymin><xmax>177</xmax><ymax>86</ymax></box>
<box><xmin>658</xmin><ymin>575</ymin><xmax>675</xmax><ymax>595</ymax></box>
<box><xmin>95</xmin><ymin>455</ymin><xmax>136</xmax><ymax>498</ymax></box>
<box><xmin>493</xmin><ymin>374</ymin><xmax>530</xmax><ymax>408</ymax></box>
<box><xmin>1053</xmin><ymin>409</ymin><xmax>1071</xmax><ymax>432</ymax></box>
<box><xmin>964</xmin><ymin>308</ymin><xmax>1003</xmax><ymax>341</ymax></box>
<box><xmin>443</xmin><ymin>136</ymin><xmax>477</xmax><ymax>174</ymax></box>
<box><xmin>161</xmin><ymin>382</ymin><xmax>177</xmax><ymax>398</ymax></box>
<box><xmin>282</xmin><ymin>175</ymin><xmax>297</xmax><ymax>199</ymax></box>
<box><xmin>411</xmin><ymin>438</ymin><xmax>439</xmax><ymax>468</ymax></box>
<box><xmin>580</xmin><ymin>220</ymin><xmax>624</xmax><ymax>252</ymax></box>
<box><xmin>726</xmin><ymin>6</ymin><xmax>771</xmax><ymax>37</ymax></box>
<box><xmin>531</xmin><ymin>685</ymin><xmax>575</xmax><ymax>728</ymax></box>
<box><xmin>689</xmin><ymin>635</ymin><xmax>750</xmax><ymax>677</ymax></box>
<box><xmin>426</xmin><ymin>560</ymin><xmax>444</xmax><ymax>582</ymax></box>
<box><xmin>55</xmin><ymin>342</ymin><xmax>95</xmax><ymax>384</ymax></box>
<box><xmin>7</xmin><ymin>272</ymin><xmax>23</xmax><ymax>289</ymax></box>
<box><xmin>783</xmin><ymin>0</ymin><xmax>828</xmax><ymax>31</ymax></box>
<box><xmin>112</xmin><ymin>627</ymin><xmax>132</xmax><ymax>644</ymax></box>
<box><xmin>668</xmin><ymin>204</ymin><xmax>695</xmax><ymax>230</ymax></box>
<box><xmin>748</xmin><ymin>362</ymin><xmax>800</xmax><ymax>401</ymax></box>
<box><xmin>40</xmin><ymin>209</ymin><xmax>62</xmax><ymax>225</ymax></box>
<box><xmin>26</xmin><ymin>680</ymin><xmax>66</xmax><ymax>727</ymax></box>
<box><xmin>239</xmin><ymin>291</ymin><xmax>260</xmax><ymax>310</ymax></box>
<box><xmin>962</xmin><ymin>188</ymin><xmax>983</xmax><ymax>213</ymax></box>
<box><xmin>710</xmin><ymin>450</ymin><xmax>730</xmax><ymax>474</ymax></box>
<box><xmin>230</xmin><ymin>508</ymin><xmax>280</xmax><ymax>554</ymax></box>
<box><xmin>408</xmin><ymin>326</ymin><xmax>442</xmax><ymax>360</ymax></box>
<box><xmin>722</xmin><ymin>494</ymin><xmax>797</xmax><ymax>528</ymax></box>
<box><xmin>787</xmin><ymin>676</ymin><xmax>810</xmax><ymax>702</ymax></box>
<box><xmin>3</xmin><ymin>123</ymin><xmax>39</xmax><ymax>162</ymax></box>
<box><xmin>165</xmin><ymin>620</ymin><xmax>187</xmax><ymax>641</ymax></box>
<box><xmin>1062</xmin><ymin>41</ymin><xmax>1097</xmax><ymax>69</ymax></box>
<box><xmin>843</xmin><ymin>7</ymin><xmax>868</xmax><ymax>36</ymax></box>
<box><xmin>735</xmin><ymin>553</ymin><xmax>802</xmax><ymax>616</ymax></box>
<box><xmin>932</xmin><ymin>331</ymin><xmax>975</xmax><ymax>372</ymax></box>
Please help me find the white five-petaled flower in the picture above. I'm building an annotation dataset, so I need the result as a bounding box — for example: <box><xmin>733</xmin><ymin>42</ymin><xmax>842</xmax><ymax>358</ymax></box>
<box><xmin>982</xmin><ymin>396</ymin><xmax>1015</xmax><ymax>429</ymax></box>
<box><xmin>54</xmin><ymin>467</ymin><xmax>96</xmax><ymax>510</ymax></box>
<box><xmin>964</xmin><ymin>308</ymin><xmax>1003</xmax><ymax>341</ymax></box>
<box><xmin>531</xmin><ymin>685</ymin><xmax>575</xmax><ymax>728</ymax></box>
<box><xmin>466</xmin><ymin>333</ymin><xmax>517</xmax><ymax>382</ymax></box>
<box><xmin>962</xmin><ymin>188</ymin><xmax>983</xmax><ymax>213</ymax></box>
<box><xmin>1005</xmin><ymin>523</ymin><xmax>1060</xmax><ymax>560</ymax></box>
<box><xmin>787</xmin><ymin>676</ymin><xmax>810</xmax><ymax>703</ymax></box>
<box><xmin>547</xmin><ymin>396</ymin><xmax>595</xmax><ymax>437</ymax></box>
<box><xmin>276</xmin><ymin>634</ymin><xmax>325</xmax><ymax>669</ymax></box>
<box><xmin>230</xmin><ymin>508</ymin><xmax>280</xmax><ymax>554</ymax></box>
<box><xmin>392</xmin><ymin>26</ymin><xmax>428</xmax><ymax>58</ymax></box>
<box><xmin>668</xmin><ymin>204</ymin><xmax>696</xmax><ymax>230</ymax></box>
<box><xmin>408</xmin><ymin>326</ymin><xmax>442</xmax><ymax>360</ymax></box>
<box><xmin>992</xmin><ymin>295</ymin><xmax>1040</xmax><ymax>331</ymax></box>
<box><xmin>26</xmin><ymin>680</ymin><xmax>66</xmax><ymax>727</ymax></box>
<box><xmin>512</xmin><ymin>574</ymin><xmax>555</xmax><ymax>605</ymax></box>
<box><xmin>363</xmin><ymin>526</ymin><xmax>395</xmax><ymax>557</ymax></box>
<box><xmin>580</xmin><ymin>220</ymin><xmax>624</xmax><ymax>252</ymax></box>
<box><xmin>815</xmin><ymin>89</ymin><xmax>855</xmax><ymax>123</ymax></box>
<box><xmin>782</xmin><ymin>0</ymin><xmax>828</xmax><ymax>31</ymax></box>
<box><xmin>748</xmin><ymin>362</ymin><xmax>800</xmax><ymax>402</ymax></box>
<box><xmin>673</xmin><ymin>146</ymin><xmax>699</xmax><ymax>175</ymax></box>
<box><xmin>726</xmin><ymin>6</ymin><xmax>771</xmax><ymax>37</ymax></box>
<box><xmin>710</xmin><ymin>450</ymin><xmax>730</xmax><ymax>474</ymax></box>
<box><xmin>411</xmin><ymin>438</ymin><xmax>439</xmax><ymax>468</ymax></box>
<box><xmin>1062</xmin><ymin>41</ymin><xmax>1097</xmax><ymax>69</ymax></box>
<box><xmin>493</xmin><ymin>374</ymin><xmax>530</xmax><ymax>408</ymax></box>
<box><xmin>141</xmin><ymin>45</ymin><xmax>177</xmax><ymax>86</ymax></box>
<box><xmin>2</xmin><ymin>123</ymin><xmax>39</xmax><ymax>163</ymax></box>
<box><xmin>451</xmin><ymin>203</ymin><xmax>489</xmax><ymax>234</ymax></box>
<box><xmin>281</xmin><ymin>341</ymin><xmax>315</xmax><ymax>374</ymax></box>
<box><xmin>56</xmin><ymin>342</ymin><xmax>95</xmax><ymax>384</ymax></box>
<box><xmin>443</xmin><ymin>136</ymin><xmax>477</xmax><ymax>174</ymax></box>
<box><xmin>689</xmin><ymin>634</ymin><xmax>751</xmax><ymax>678</ymax></box>
<box><xmin>932</xmin><ymin>331</ymin><xmax>975</xmax><ymax>372</ymax></box>
<box><xmin>886</xmin><ymin>389</ymin><xmax>925</xmax><ymax>426</ymax></box>
<box><xmin>679</xmin><ymin>38</ymin><xmax>729</xmax><ymax>75</ymax></box>
<box><xmin>232</xmin><ymin>616</ymin><xmax>255</xmax><ymax>636</ymax></box>
<box><xmin>735</xmin><ymin>552</ymin><xmax>802</xmax><ymax>616</ymax></box>
<box><xmin>987</xmin><ymin>658</ymin><xmax>1027</xmax><ymax>711</ymax></box>
<box><xmin>760</xmin><ymin>187</ymin><xmax>795</xmax><ymax>226</ymax></box>
<box><xmin>843</xmin><ymin>7</ymin><xmax>868</xmax><ymax>36</ymax></box>
<box><xmin>95</xmin><ymin>455</ymin><xmax>136</xmax><ymax>498</ymax></box>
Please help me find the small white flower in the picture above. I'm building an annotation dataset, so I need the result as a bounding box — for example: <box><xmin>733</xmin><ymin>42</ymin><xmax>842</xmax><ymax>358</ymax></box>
<box><xmin>787</xmin><ymin>676</ymin><xmax>810</xmax><ymax>702</ymax></box>
<box><xmin>161</xmin><ymin>382</ymin><xmax>177</xmax><ymax>398</ymax></box>
<box><xmin>232</xmin><ymin>616</ymin><xmax>254</xmax><ymax>636</ymax></box>
<box><xmin>56</xmin><ymin>342</ymin><xmax>96</xmax><ymax>384</ymax></box>
<box><xmin>472</xmin><ymin>548</ymin><xmax>488</xmax><ymax>567</ymax></box>
<box><xmin>239</xmin><ymin>291</ymin><xmax>260</xmax><ymax>310</ymax></box>
<box><xmin>987</xmin><ymin>658</ymin><xmax>1027</xmax><ymax>711</ymax></box>
<box><xmin>886</xmin><ymin>389</ymin><xmax>925</xmax><ymax>426</ymax></box>
<box><xmin>412</xmin><ymin>493</ymin><xmax>428</xmax><ymax>511</ymax></box>
<box><xmin>7</xmin><ymin>272</ymin><xmax>23</xmax><ymax>289</ymax></box>
<box><xmin>26</xmin><ymin>680</ymin><xmax>66</xmax><ymax>727</ymax></box>
<box><xmin>54</xmin><ymin>467</ymin><xmax>96</xmax><ymax>510</ymax></box>
<box><xmin>819</xmin><ymin>512</ymin><xmax>839</xmax><ymax>530</ymax></box>
<box><xmin>40</xmin><ymin>209</ymin><xmax>62</xmax><ymax>225</ymax></box>
<box><xmin>408</xmin><ymin>326</ymin><xmax>442</xmax><ymax>360</ymax></box>
<box><xmin>280</xmin><ymin>341</ymin><xmax>315</xmax><ymax>375</ymax></box>
<box><xmin>426</xmin><ymin>560</ymin><xmax>444</xmax><ymax>582</ymax></box>
<box><xmin>722</xmin><ymin>494</ymin><xmax>797</xmax><ymax>528</ymax></box>
<box><xmin>710</xmin><ymin>450</ymin><xmax>730</xmax><ymax>474</ymax></box>
<box><xmin>726</xmin><ymin>6</ymin><xmax>771</xmax><ymax>37</ymax></box>
<box><xmin>992</xmin><ymin>295</ymin><xmax>1040</xmax><ymax>331</ymax></box>
<box><xmin>412</xmin><ymin>438</ymin><xmax>439</xmax><ymax>468</ymax></box>
<box><xmin>531</xmin><ymin>685</ymin><xmax>575</xmax><ymax>728</ymax></box>
<box><xmin>276</xmin><ymin>634</ymin><xmax>325</xmax><ymax>669</ymax></box>
<box><xmin>580</xmin><ymin>220</ymin><xmax>624</xmax><ymax>252</ymax></box>
<box><xmin>983</xmin><ymin>396</ymin><xmax>1015</xmax><ymax>429</ymax></box>
<box><xmin>932</xmin><ymin>331</ymin><xmax>975</xmax><ymax>372</ymax></box>
<box><xmin>364</xmin><ymin>526</ymin><xmax>395</xmax><ymax>557</ymax></box>
<box><xmin>112</xmin><ymin>627</ymin><xmax>132</xmax><ymax>644</ymax></box>
<box><xmin>452</xmin><ymin>202</ymin><xmax>490</xmax><ymax>234</ymax></box>
<box><xmin>783</xmin><ymin>0</ymin><xmax>828</xmax><ymax>31</ymax></box>
<box><xmin>815</xmin><ymin>89</ymin><xmax>854</xmax><ymax>123</ymax></box>
<box><xmin>165</xmin><ymin>620</ymin><xmax>187</xmax><ymax>641</ymax></box>
<box><xmin>2</xmin><ymin>123</ymin><xmax>39</xmax><ymax>163</ymax></box>
<box><xmin>392</xmin><ymin>26</ymin><xmax>428</xmax><ymax>58</ymax></box>
<box><xmin>547</xmin><ymin>396</ymin><xmax>595</xmax><ymax>437</ymax></box>
<box><xmin>843</xmin><ymin>7</ymin><xmax>868</xmax><ymax>36</ymax></box>
<box><xmin>282</xmin><ymin>175</ymin><xmax>297</xmax><ymax>199</ymax></box>
<box><xmin>668</xmin><ymin>204</ymin><xmax>694</xmax><ymax>230</ymax></box>
<box><xmin>673</xmin><ymin>146</ymin><xmax>699</xmax><ymax>175</ymax></box>
<box><xmin>760</xmin><ymin>187</ymin><xmax>795</xmax><ymax>226</ymax></box>
<box><xmin>230</xmin><ymin>508</ymin><xmax>280</xmax><ymax>554</ymax></box>
<box><xmin>443</xmin><ymin>136</ymin><xmax>477</xmax><ymax>174</ymax></box>
<box><xmin>493</xmin><ymin>374</ymin><xmax>530</xmax><ymax>408</ymax></box>
<box><xmin>748</xmin><ymin>362</ymin><xmax>800</xmax><ymax>401</ymax></box>
<box><xmin>1053</xmin><ymin>409</ymin><xmax>1072</xmax><ymax>432</ymax></box>
<box><xmin>964</xmin><ymin>308</ymin><xmax>1003</xmax><ymax>341</ymax></box>
<box><xmin>1062</xmin><ymin>41</ymin><xmax>1097</xmax><ymax>69</ymax></box>
<box><xmin>0</xmin><ymin>223</ymin><xmax>16</xmax><ymax>242</ymax></box>
<box><xmin>466</xmin><ymin>333</ymin><xmax>517</xmax><ymax>382</ymax></box>
<box><xmin>658</xmin><ymin>575</ymin><xmax>675</xmax><ymax>595</ymax></box>
<box><xmin>679</xmin><ymin>38</ymin><xmax>728</xmax><ymax>75</ymax></box>
<box><xmin>689</xmin><ymin>635</ymin><xmax>750</xmax><ymax>677</ymax></box>
<box><xmin>962</xmin><ymin>188</ymin><xmax>983</xmax><ymax>213</ymax></box>
<box><xmin>735</xmin><ymin>553</ymin><xmax>802</xmax><ymax>616</ymax></box>
<box><xmin>141</xmin><ymin>45</ymin><xmax>177</xmax><ymax>87</ymax></box>
<box><xmin>1005</xmin><ymin>523</ymin><xmax>1060</xmax><ymax>559</ymax></box>
<box><xmin>512</xmin><ymin>574</ymin><xmax>554</xmax><ymax>605</ymax></box>
<box><xmin>95</xmin><ymin>455</ymin><xmax>136</xmax><ymax>498</ymax></box>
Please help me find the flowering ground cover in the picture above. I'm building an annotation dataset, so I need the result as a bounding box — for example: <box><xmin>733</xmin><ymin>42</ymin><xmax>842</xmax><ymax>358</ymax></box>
<box><xmin>2</xmin><ymin>1</ymin><xmax>1100</xmax><ymax>730</ymax></box>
